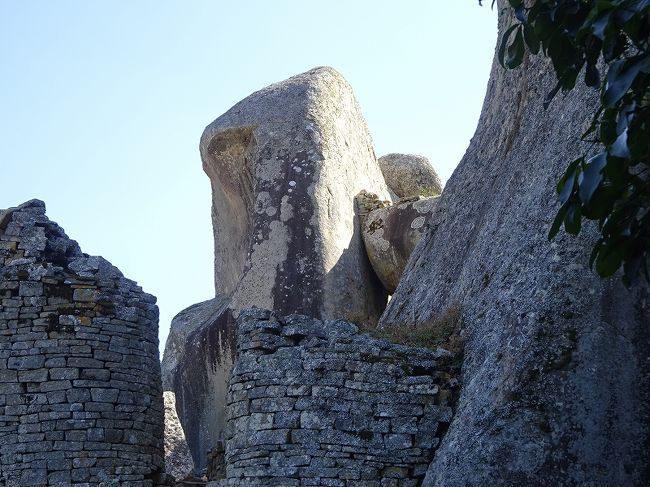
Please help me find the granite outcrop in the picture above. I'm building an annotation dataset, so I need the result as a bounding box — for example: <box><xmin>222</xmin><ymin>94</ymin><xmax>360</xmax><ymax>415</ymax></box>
<box><xmin>163</xmin><ymin>391</ymin><xmax>194</xmax><ymax>481</ymax></box>
<box><xmin>377</xmin><ymin>154</ymin><xmax>442</xmax><ymax>201</ymax></box>
<box><xmin>381</xmin><ymin>3</ymin><xmax>650</xmax><ymax>485</ymax></box>
<box><xmin>359</xmin><ymin>194</ymin><xmax>439</xmax><ymax>295</ymax></box>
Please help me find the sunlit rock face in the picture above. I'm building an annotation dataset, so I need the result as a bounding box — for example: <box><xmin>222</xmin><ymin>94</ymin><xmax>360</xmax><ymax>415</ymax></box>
<box><xmin>163</xmin><ymin>67</ymin><xmax>391</xmax><ymax>470</ymax></box>
<box><xmin>378</xmin><ymin>153</ymin><xmax>443</xmax><ymax>201</ymax></box>
<box><xmin>201</xmin><ymin>66</ymin><xmax>390</xmax><ymax>323</ymax></box>
<box><xmin>382</xmin><ymin>3</ymin><xmax>650</xmax><ymax>486</ymax></box>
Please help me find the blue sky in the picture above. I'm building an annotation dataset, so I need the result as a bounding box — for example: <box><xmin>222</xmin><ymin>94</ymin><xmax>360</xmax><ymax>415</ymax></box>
<box><xmin>0</xmin><ymin>1</ymin><xmax>497</xmax><ymax>353</ymax></box>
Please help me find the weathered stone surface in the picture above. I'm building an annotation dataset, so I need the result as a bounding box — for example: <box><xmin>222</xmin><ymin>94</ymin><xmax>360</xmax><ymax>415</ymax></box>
<box><xmin>0</xmin><ymin>200</ymin><xmax>166</xmax><ymax>486</ymax></box>
<box><xmin>359</xmin><ymin>193</ymin><xmax>439</xmax><ymax>294</ymax></box>
<box><xmin>381</xmin><ymin>4</ymin><xmax>650</xmax><ymax>486</ymax></box>
<box><xmin>163</xmin><ymin>297</ymin><xmax>235</xmax><ymax>473</ymax></box>
<box><xmin>163</xmin><ymin>391</ymin><xmax>195</xmax><ymax>481</ymax></box>
<box><xmin>212</xmin><ymin>308</ymin><xmax>456</xmax><ymax>486</ymax></box>
<box><xmin>378</xmin><ymin>153</ymin><xmax>443</xmax><ymax>200</ymax></box>
<box><xmin>201</xmin><ymin>66</ymin><xmax>389</xmax><ymax>321</ymax></box>
<box><xmin>161</xmin><ymin>296</ymin><xmax>230</xmax><ymax>392</ymax></box>
<box><xmin>165</xmin><ymin>67</ymin><xmax>391</xmax><ymax>470</ymax></box>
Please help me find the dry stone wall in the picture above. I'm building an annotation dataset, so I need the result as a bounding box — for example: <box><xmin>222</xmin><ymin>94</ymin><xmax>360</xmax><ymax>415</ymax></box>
<box><xmin>0</xmin><ymin>200</ymin><xmax>166</xmax><ymax>487</ymax></box>
<box><xmin>211</xmin><ymin>308</ymin><xmax>456</xmax><ymax>487</ymax></box>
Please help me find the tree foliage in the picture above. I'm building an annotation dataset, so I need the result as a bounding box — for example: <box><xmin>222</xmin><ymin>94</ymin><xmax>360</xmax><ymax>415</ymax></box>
<box><xmin>485</xmin><ymin>0</ymin><xmax>650</xmax><ymax>286</ymax></box>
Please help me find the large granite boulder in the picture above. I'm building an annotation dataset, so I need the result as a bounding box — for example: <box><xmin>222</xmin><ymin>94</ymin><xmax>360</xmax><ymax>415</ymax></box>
<box><xmin>359</xmin><ymin>192</ymin><xmax>439</xmax><ymax>294</ymax></box>
<box><xmin>163</xmin><ymin>297</ymin><xmax>234</xmax><ymax>474</ymax></box>
<box><xmin>163</xmin><ymin>67</ymin><xmax>391</xmax><ymax>470</ymax></box>
<box><xmin>378</xmin><ymin>153</ymin><xmax>443</xmax><ymax>200</ymax></box>
<box><xmin>381</xmin><ymin>3</ymin><xmax>650</xmax><ymax>486</ymax></box>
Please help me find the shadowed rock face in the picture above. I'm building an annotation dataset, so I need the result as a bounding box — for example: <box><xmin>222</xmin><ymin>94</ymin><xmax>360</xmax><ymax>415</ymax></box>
<box><xmin>164</xmin><ymin>67</ymin><xmax>390</xmax><ymax>470</ymax></box>
<box><xmin>164</xmin><ymin>297</ymin><xmax>235</xmax><ymax>473</ymax></box>
<box><xmin>381</xmin><ymin>3</ymin><xmax>650</xmax><ymax>486</ymax></box>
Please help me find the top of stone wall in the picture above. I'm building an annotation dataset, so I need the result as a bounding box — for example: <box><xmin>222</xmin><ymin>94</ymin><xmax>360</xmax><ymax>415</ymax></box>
<box><xmin>0</xmin><ymin>199</ymin><xmax>153</xmax><ymax>300</ymax></box>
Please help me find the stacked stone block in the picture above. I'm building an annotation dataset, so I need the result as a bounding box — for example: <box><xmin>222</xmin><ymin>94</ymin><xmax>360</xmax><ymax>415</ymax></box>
<box><xmin>0</xmin><ymin>200</ymin><xmax>165</xmax><ymax>486</ymax></box>
<box><xmin>213</xmin><ymin>308</ymin><xmax>456</xmax><ymax>487</ymax></box>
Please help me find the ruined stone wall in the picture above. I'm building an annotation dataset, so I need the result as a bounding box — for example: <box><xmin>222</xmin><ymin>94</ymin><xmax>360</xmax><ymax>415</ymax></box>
<box><xmin>212</xmin><ymin>308</ymin><xmax>456</xmax><ymax>487</ymax></box>
<box><xmin>0</xmin><ymin>200</ymin><xmax>165</xmax><ymax>486</ymax></box>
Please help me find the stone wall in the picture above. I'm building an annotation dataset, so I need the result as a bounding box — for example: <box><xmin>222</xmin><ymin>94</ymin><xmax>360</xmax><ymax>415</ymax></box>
<box><xmin>211</xmin><ymin>308</ymin><xmax>456</xmax><ymax>487</ymax></box>
<box><xmin>0</xmin><ymin>200</ymin><xmax>166</xmax><ymax>486</ymax></box>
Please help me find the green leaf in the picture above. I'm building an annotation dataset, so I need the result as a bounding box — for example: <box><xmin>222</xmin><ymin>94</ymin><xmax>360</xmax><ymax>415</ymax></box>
<box><xmin>582</xmin><ymin>186</ymin><xmax>617</xmax><ymax>220</ymax></box>
<box><xmin>603</xmin><ymin>32</ymin><xmax>628</xmax><ymax>62</ymax></box>
<box><xmin>595</xmin><ymin>240</ymin><xmax>626</xmax><ymax>277</ymax></box>
<box><xmin>629</xmin><ymin>0</ymin><xmax>650</xmax><ymax>13</ymax></box>
<box><xmin>549</xmin><ymin>202</ymin><xmax>569</xmax><ymax>240</ymax></box>
<box><xmin>612</xmin><ymin>5</ymin><xmax>637</xmax><ymax>25</ymax></box>
<box><xmin>560</xmin><ymin>65</ymin><xmax>582</xmax><ymax>91</ymax></box>
<box><xmin>514</xmin><ymin>5</ymin><xmax>526</xmax><ymax>22</ymax></box>
<box><xmin>599</xmin><ymin>107</ymin><xmax>619</xmax><ymax>144</ymax></box>
<box><xmin>579</xmin><ymin>153</ymin><xmax>607</xmax><ymax>204</ymax></box>
<box><xmin>506</xmin><ymin>27</ymin><xmax>526</xmax><ymax>68</ymax></box>
<box><xmin>615</xmin><ymin>102</ymin><xmax>633</xmax><ymax>134</ymax></box>
<box><xmin>591</xmin><ymin>11</ymin><xmax>612</xmax><ymax>40</ymax></box>
<box><xmin>610</xmin><ymin>129</ymin><xmax>631</xmax><ymax>158</ymax></box>
<box><xmin>589</xmin><ymin>238</ymin><xmax>604</xmax><ymax>269</ymax></box>
<box><xmin>523</xmin><ymin>24</ymin><xmax>541</xmax><ymax>54</ymax></box>
<box><xmin>603</xmin><ymin>55</ymin><xmax>650</xmax><ymax>106</ymax></box>
<box><xmin>498</xmin><ymin>24</ymin><xmax>520</xmax><ymax>69</ymax></box>
<box><xmin>565</xmin><ymin>204</ymin><xmax>582</xmax><ymax>235</ymax></box>
<box><xmin>557</xmin><ymin>158</ymin><xmax>582</xmax><ymax>203</ymax></box>
<box><xmin>585</xmin><ymin>63</ymin><xmax>601</xmax><ymax>87</ymax></box>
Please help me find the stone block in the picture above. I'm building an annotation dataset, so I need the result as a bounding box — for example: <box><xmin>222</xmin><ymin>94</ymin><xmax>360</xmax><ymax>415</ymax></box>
<box><xmin>19</xmin><ymin>281</ymin><xmax>43</xmax><ymax>297</ymax></box>
<box><xmin>7</xmin><ymin>355</ymin><xmax>45</xmax><ymax>370</ymax></box>
<box><xmin>17</xmin><ymin>368</ymin><xmax>49</xmax><ymax>382</ymax></box>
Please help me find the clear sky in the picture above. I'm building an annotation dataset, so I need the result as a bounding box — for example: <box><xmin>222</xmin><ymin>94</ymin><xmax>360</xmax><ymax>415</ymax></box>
<box><xmin>0</xmin><ymin>1</ymin><xmax>497</xmax><ymax>354</ymax></box>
